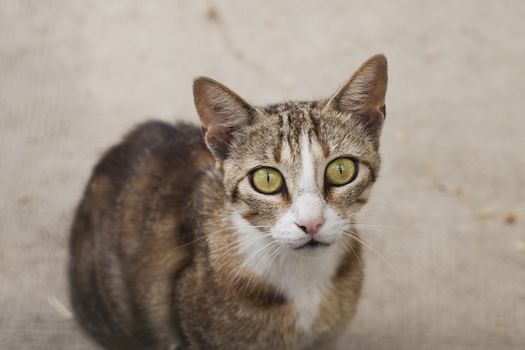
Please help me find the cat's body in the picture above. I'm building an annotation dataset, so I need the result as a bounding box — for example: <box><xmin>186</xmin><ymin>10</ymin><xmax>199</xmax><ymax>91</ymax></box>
<box><xmin>69</xmin><ymin>55</ymin><xmax>388</xmax><ymax>350</ymax></box>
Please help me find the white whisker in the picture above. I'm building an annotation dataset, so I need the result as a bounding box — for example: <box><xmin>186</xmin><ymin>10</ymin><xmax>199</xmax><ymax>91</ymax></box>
<box><xmin>344</xmin><ymin>230</ymin><xmax>394</xmax><ymax>271</ymax></box>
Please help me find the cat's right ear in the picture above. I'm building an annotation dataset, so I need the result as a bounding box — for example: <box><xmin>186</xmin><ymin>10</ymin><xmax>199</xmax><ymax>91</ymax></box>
<box><xmin>193</xmin><ymin>77</ymin><xmax>257</xmax><ymax>161</ymax></box>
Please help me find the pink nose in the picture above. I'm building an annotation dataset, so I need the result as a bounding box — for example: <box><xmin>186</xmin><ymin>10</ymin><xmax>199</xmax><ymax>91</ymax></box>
<box><xmin>295</xmin><ymin>216</ymin><xmax>326</xmax><ymax>235</ymax></box>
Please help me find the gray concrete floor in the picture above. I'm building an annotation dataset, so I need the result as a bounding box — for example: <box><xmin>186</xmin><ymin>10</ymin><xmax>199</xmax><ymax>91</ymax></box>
<box><xmin>1</xmin><ymin>1</ymin><xmax>524</xmax><ymax>349</ymax></box>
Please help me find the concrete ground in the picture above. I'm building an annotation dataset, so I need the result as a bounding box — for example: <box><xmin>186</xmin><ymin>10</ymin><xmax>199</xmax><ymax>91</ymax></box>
<box><xmin>1</xmin><ymin>0</ymin><xmax>524</xmax><ymax>349</ymax></box>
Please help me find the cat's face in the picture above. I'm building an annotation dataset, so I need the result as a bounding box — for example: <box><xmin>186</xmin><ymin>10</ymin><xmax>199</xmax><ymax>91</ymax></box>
<box><xmin>194</xmin><ymin>54</ymin><xmax>387</xmax><ymax>255</ymax></box>
<box><xmin>222</xmin><ymin>104</ymin><xmax>380</xmax><ymax>252</ymax></box>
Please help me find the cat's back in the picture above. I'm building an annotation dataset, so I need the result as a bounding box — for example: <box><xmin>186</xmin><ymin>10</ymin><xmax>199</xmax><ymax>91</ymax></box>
<box><xmin>92</xmin><ymin>120</ymin><xmax>211</xmax><ymax>192</ymax></box>
<box><xmin>69</xmin><ymin>120</ymin><xmax>214</xmax><ymax>349</ymax></box>
<box><xmin>80</xmin><ymin>120</ymin><xmax>212</xmax><ymax>233</ymax></box>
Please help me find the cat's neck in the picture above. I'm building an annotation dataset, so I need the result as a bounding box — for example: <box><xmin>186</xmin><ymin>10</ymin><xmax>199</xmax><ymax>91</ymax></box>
<box><xmin>230</xmin><ymin>211</ymin><xmax>349</xmax><ymax>331</ymax></box>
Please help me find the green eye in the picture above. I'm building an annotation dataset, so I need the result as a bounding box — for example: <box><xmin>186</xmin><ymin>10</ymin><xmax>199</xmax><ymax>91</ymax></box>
<box><xmin>251</xmin><ymin>167</ymin><xmax>284</xmax><ymax>194</ymax></box>
<box><xmin>325</xmin><ymin>158</ymin><xmax>357</xmax><ymax>186</ymax></box>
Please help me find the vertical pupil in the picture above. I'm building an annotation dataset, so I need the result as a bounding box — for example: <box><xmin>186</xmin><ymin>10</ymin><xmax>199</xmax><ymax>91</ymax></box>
<box><xmin>266</xmin><ymin>171</ymin><xmax>270</xmax><ymax>183</ymax></box>
<box><xmin>337</xmin><ymin>163</ymin><xmax>343</xmax><ymax>175</ymax></box>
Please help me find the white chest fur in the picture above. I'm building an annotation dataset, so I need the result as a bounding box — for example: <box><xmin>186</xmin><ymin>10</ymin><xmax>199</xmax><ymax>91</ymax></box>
<box><xmin>233</xmin><ymin>213</ymin><xmax>346</xmax><ymax>332</ymax></box>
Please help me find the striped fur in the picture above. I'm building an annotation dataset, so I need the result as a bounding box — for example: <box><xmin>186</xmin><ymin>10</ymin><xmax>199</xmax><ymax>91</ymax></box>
<box><xmin>69</xmin><ymin>54</ymin><xmax>388</xmax><ymax>349</ymax></box>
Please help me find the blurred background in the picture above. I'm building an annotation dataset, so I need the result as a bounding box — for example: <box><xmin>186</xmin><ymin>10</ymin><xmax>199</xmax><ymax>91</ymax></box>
<box><xmin>1</xmin><ymin>0</ymin><xmax>524</xmax><ymax>349</ymax></box>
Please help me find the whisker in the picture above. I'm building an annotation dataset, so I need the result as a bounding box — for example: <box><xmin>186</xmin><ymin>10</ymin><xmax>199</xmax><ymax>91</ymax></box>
<box><xmin>227</xmin><ymin>239</ymin><xmax>277</xmax><ymax>297</ymax></box>
<box><xmin>198</xmin><ymin>216</ymin><xmax>231</xmax><ymax>227</ymax></box>
<box><xmin>342</xmin><ymin>235</ymin><xmax>364</xmax><ymax>271</ymax></box>
<box><xmin>211</xmin><ymin>234</ymin><xmax>268</xmax><ymax>261</ymax></box>
<box><xmin>344</xmin><ymin>230</ymin><xmax>395</xmax><ymax>272</ymax></box>
<box><xmin>351</xmin><ymin>223</ymin><xmax>412</xmax><ymax>232</ymax></box>
<box><xmin>173</xmin><ymin>228</ymin><xmax>233</xmax><ymax>249</ymax></box>
<box><xmin>346</xmin><ymin>204</ymin><xmax>395</xmax><ymax>218</ymax></box>
<box><xmin>242</xmin><ymin>241</ymin><xmax>279</xmax><ymax>298</ymax></box>
<box><xmin>176</xmin><ymin>225</ymin><xmax>271</xmax><ymax>250</ymax></box>
<box><xmin>263</xmin><ymin>243</ymin><xmax>285</xmax><ymax>275</ymax></box>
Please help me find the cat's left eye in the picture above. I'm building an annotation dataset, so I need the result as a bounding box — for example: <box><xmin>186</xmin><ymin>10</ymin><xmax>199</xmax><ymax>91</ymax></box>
<box><xmin>250</xmin><ymin>167</ymin><xmax>284</xmax><ymax>194</ymax></box>
<box><xmin>325</xmin><ymin>157</ymin><xmax>358</xmax><ymax>186</ymax></box>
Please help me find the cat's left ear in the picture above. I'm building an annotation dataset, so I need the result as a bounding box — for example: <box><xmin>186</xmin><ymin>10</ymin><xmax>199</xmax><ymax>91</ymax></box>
<box><xmin>324</xmin><ymin>54</ymin><xmax>388</xmax><ymax>134</ymax></box>
<box><xmin>193</xmin><ymin>77</ymin><xmax>257</xmax><ymax>161</ymax></box>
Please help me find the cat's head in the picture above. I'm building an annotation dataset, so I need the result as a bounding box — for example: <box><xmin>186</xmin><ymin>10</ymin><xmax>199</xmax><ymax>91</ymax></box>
<box><xmin>194</xmin><ymin>54</ymin><xmax>387</xmax><ymax>254</ymax></box>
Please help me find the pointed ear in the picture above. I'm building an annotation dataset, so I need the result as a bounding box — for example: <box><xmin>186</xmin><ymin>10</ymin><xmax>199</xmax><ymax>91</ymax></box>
<box><xmin>326</xmin><ymin>54</ymin><xmax>388</xmax><ymax>126</ymax></box>
<box><xmin>193</xmin><ymin>77</ymin><xmax>257</xmax><ymax>160</ymax></box>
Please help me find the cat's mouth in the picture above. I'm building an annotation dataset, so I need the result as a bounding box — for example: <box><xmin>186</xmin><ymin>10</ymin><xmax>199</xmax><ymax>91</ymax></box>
<box><xmin>294</xmin><ymin>239</ymin><xmax>330</xmax><ymax>250</ymax></box>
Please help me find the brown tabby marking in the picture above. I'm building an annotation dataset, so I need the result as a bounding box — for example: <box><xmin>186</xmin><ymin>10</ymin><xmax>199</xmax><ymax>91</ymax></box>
<box><xmin>69</xmin><ymin>54</ymin><xmax>388</xmax><ymax>349</ymax></box>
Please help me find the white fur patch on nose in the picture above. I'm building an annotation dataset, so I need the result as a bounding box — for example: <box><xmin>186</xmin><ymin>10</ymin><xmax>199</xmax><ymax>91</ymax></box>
<box><xmin>292</xmin><ymin>133</ymin><xmax>326</xmax><ymax>231</ymax></box>
<box><xmin>293</xmin><ymin>193</ymin><xmax>325</xmax><ymax>233</ymax></box>
<box><xmin>298</xmin><ymin>132</ymin><xmax>318</xmax><ymax>193</ymax></box>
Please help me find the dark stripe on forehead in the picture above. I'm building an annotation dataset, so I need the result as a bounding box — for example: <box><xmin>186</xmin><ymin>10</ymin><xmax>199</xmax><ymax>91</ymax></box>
<box><xmin>301</xmin><ymin>110</ymin><xmax>317</xmax><ymax>145</ymax></box>
<box><xmin>284</xmin><ymin>113</ymin><xmax>301</xmax><ymax>157</ymax></box>
<box><xmin>307</xmin><ymin>112</ymin><xmax>318</xmax><ymax>139</ymax></box>
<box><xmin>288</xmin><ymin>111</ymin><xmax>302</xmax><ymax>148</ymax></box>
<box><xmin>282</xmin><ymin>113</ymin><xmax>292</xmax><ymax>148</ymax></box>
<box><xmin>278</xmin><ymin>113</ymin><xmax>298</xmax><ymax>163</ymax></box>
<box><xmin>272</xmin><ymin>114</ymin><xmax>283</xmax><ymax>163</ymax></box>
<box><xmin>264</xmin><ymin>102</ymin><xmax>326</xmax><ymax>163</ymax></box>
<box><xmin>308</xmin><ymin>114</ymin><xmax>330</xmax><ymax>158</ymax></box>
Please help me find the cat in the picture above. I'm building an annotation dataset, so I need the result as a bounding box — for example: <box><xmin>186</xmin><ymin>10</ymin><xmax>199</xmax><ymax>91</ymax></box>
<box><xmin>69</xmin><ymin>54</ymin><xmax>388</xmax><ymax>350</ymax></box>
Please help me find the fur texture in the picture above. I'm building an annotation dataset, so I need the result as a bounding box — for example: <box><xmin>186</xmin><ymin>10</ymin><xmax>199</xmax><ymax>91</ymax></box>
<box><xmin>69</xmin><ymin>54</ymin><xmax>388</xmax><ymax>350</ymax></box>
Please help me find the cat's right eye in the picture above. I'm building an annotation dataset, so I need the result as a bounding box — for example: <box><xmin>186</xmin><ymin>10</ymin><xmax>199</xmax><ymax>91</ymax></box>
<box><xmin>250</xmin><ymin>167</ymin><xmax>284</xmax><ymax>194</ymax></box>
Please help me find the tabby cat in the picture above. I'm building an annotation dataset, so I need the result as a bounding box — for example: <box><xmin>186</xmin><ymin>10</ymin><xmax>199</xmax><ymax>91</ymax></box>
<box><xmin>69</xmin><ymin>54</ymin><xmax>388</xmax><ymax>350</ymax></box>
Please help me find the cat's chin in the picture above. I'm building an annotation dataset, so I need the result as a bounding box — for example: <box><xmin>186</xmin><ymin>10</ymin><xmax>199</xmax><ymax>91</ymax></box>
<box><xmin>294</xmin><ymin>239</ymin><xmax>331</xmax><ymax>250</ymax></box>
